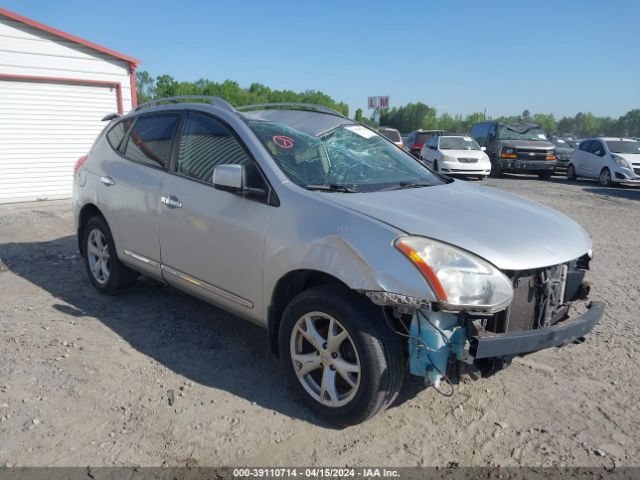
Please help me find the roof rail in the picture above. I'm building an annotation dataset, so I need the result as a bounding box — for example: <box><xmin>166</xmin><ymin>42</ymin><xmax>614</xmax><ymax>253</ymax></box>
<box><xmin>134</xmin><ymin>96</ymin><xmax>235</xmax><ymax>112</ymax></box>
<box><xmin>237</xmin><ymin>102</ymin><xmax>345</xmax><ymax>118</ymax></box>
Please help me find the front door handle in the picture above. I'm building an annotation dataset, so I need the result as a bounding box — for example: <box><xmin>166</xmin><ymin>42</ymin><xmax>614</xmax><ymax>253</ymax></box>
<box><xmin>160</xmin><ymin>195</ymin><xmax>182</xmax><ymax>209</ymax></box>
<box><xmin>99</xmin><ymin>176</ymin><xmax>115</xmax><ymax>186</ymax></box>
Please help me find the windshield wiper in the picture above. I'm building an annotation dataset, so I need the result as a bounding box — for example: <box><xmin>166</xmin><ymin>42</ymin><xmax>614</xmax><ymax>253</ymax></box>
<box><xmin>305</xmin><ymin>184</ymin><xmax>359</xmax><ymax>193</ymax></box>
<box><xmin>381</xmin><ymin>180</ymin><xmax>433</xmax><ymax>191</ymax></box>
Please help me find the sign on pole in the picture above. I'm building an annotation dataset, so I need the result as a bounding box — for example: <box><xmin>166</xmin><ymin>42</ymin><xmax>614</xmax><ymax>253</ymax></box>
<box><xmin>367</xmin><ymin>96</ymin><xmax>379</xmax><ymax>109</ymax></box>
<box><xmin>379</xmin><ymin>96</ymin><xmax>389</xmax><ymax>109</ymax></box>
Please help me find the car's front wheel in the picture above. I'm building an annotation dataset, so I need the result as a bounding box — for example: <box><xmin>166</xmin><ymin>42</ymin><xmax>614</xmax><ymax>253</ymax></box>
<box><xmin>83</xmin><ymin>216</ymin><xmax>138</xmax><ymax>294</ymax></box>
<box><xmin>599</xmin><ymin>167</ymin><xmax>612</xmax><ymax>187</ymax></box>
<box><xmin>279</xmin><ymin>285</ymin><xmax>403</xmax><ymax>426</ymax></box>
<box><xmin>433</xmin><ymin>159</ymin><xmax>439</xmax><ymax>173</ymax></box>
<box><xmin>567</xmin><ymin>164</ymin><xmax>577</xmax><ymax>180</ymax></box>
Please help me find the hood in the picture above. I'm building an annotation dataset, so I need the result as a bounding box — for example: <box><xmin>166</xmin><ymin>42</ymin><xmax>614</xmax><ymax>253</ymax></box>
<box><xmin>323</xmin><ymin>181</ymin><xmax>591</xmax><ymax>270</ymax></box>
<box><xmin>440</xmin><ymin>149</ymin><xmax>487</xmax><ymax>159</ymax></box>
<box><xmin>499</xmin><ymin>139</ymin><xmax>554</xmax><ymax>149</ymax></box>
<box><xmin>555</xmin><ymin>147</ymin><xmax>574</xmax><ymax>155</ymax></box>
<box><xmin>615</xmin><ymin>153</ymin><xmax>640</xmax><ymax>164</ymax></box>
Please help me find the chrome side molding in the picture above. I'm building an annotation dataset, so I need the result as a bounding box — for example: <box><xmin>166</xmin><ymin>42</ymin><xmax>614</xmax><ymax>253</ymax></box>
<box><xmin>123</xmin><ymin>249</ymin><xmax>160</xmax><ymax>268</ymax></box>
<box><xmin>161</xmin><ymin>264</ymin><xmax>254</xmax><ymax>309</ymax></box>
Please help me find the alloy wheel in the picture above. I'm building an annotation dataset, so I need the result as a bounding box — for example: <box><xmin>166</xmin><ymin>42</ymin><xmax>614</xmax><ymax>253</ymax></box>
<box><xmin>599</xmin><ymin>169</ymin><xmax>611</xmax><ymax>186</ymax></box>
<box><xmin>290</xmin><ymin>312</ymin><xmax>361</xmax><ymax>408</ymax></box>
<box><xmin>87</xmin><ymin>229</ymin><xmax>110</xmax><ymax>284</ymax></box>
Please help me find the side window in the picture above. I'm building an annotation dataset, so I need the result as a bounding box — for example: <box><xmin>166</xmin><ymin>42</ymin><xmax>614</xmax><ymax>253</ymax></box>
<box><xmin>177</xmin><ymin>112</ymin><xmax>265</xmax><ymax>189</ymax></box>
<box><xmin>590</xmin><ymin>141</ymin><xmax>604</xmax><ymax>156</ymax></box>
<box><xmin>579</xmin><ymin>140</ymin><xmax>592</xmax><ymax>152</ymax></box>
<box><xmin>487</xmin><ymin>123</ymin><xmax>496</xmax><ymax>139</ymax></box>
<box><xmin>470</xmin><ymin>124</ymin><xmax>479</xmax><ymax>138</ymax></box>
<box><xmin>123</xmin><ymin>114</ymin><xmax>180</xmax><ymax>168</ymax></box>
<box><xmin>106</xmin><ymin>121</ymin><xmax>127</xmax><ymax>151</ymax></box>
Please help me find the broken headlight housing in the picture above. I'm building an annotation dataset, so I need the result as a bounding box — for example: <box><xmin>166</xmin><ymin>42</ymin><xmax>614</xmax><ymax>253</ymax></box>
<box><xmin>395</xmin><ymin>236</ymin><xmax>513</xmax><ymax>312</ymax></box>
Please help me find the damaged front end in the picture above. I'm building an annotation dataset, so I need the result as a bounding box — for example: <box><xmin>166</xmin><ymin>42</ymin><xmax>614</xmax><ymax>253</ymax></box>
<box><xmin>367</xmin><ymin>253</ymin><xmax>603</xmax><ymax>387</ymax></box>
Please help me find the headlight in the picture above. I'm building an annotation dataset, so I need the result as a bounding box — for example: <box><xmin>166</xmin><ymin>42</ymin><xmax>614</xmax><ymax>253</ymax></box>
<box><xmin>501</xmin><ymin>147</ymin><xmax>516</xmax><ymax>159</ymax></box>
<box><xmin>395</xmin><ymin>236</ymin><xmax>513</xmax><ymax>312</ymax></box>
<box><xmin>441</xmin><ymin>154</ymin><xmax>457</xmax><ymax>162</ymax></box>
<box><xmin>613</xmin><ymin>155</ymin><xmax>631</xmax><ymax>169</ymax></box>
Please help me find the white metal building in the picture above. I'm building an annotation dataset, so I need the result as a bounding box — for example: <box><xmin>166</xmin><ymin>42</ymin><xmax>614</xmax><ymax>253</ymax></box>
<box><xmin>0</xmin><ymin>8</ymin><xmax>140</xmax><ymax>204</ymax></box>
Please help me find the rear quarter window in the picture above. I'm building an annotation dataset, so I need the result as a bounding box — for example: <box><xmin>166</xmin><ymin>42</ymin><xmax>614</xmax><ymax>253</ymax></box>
<box><xmin>106</xmin><ymin>121</ymin><xmax>128</xmax><ymax>150</ymax></box>
<box><xmin>123</xmin><ymin>114</ymin><xmax>180</xmax><ymax>168</ymax></box>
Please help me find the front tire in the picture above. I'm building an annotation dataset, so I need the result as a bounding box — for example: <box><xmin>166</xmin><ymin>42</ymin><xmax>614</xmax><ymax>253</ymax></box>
<box><xmin>279</xmin><ymin>285</ymin><xmax>403</xmax><ymax>426</ymax></box>
<box><xmin>83</xmin><ymin>216</ymin><xmax>138</xmax><ymax>294</ymax></box>
<box><xmin>599</xmin><ymin>167</ymin><xmax>612</xmax><ymax>187</ymax></box>
<box><xmin>433</xmin><ymin>159</ymin><xmax>439</xmax><ymax>173</ymax></box>
<box><xmin>489</xmin><ymin>156</ymin><xmax>503</xmax><ymax>177</ymax></box>
<box><xmin>567</xmin><ymin>164</ymin><xmax>577</xmax><ymax>180</ymax></box>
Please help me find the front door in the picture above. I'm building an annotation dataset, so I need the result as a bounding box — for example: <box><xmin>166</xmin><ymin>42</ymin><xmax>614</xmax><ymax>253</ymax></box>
<box><xmin>158</xmin><ymin>111</ymin><xmax>272</xmax><ymax>319</ymax></box>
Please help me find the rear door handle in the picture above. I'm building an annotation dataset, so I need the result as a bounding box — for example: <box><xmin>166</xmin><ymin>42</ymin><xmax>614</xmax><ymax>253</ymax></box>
<box><xmin>99</xmin><ymin>176</ymin><xmax>115</xmax><ymax>186</ymax></box>
<box><xmin>160</xmin><ymin>195</ymin><xmax>182</xmax><ymax>209</ymax></box>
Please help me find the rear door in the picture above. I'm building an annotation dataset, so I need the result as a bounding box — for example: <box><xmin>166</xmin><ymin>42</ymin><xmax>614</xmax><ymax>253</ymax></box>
<box><xmin>573</xmin><ymin>141</ymin><xmax>591</xmax><ymax>176</ymax></box>
<box><xmin>158</xmin><ymin>111</ymin><xmax>271</xmax><ymax>319</ymax></box>
<box><xmin>98</xmin><ymin>112</ymin><xmax>180</xmax><ymax>277</ymax></box>
<box><xmin>586</xmin><ymin>140</ymin><xmax>606</xmax><ymax>177</ymax></box>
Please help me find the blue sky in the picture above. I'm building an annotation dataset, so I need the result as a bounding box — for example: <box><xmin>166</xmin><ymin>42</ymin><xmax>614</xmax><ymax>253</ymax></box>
<box><xmin>3</xmin><ymin>0</ymin><xmax>639</xmax><ymax>118</ymax></box>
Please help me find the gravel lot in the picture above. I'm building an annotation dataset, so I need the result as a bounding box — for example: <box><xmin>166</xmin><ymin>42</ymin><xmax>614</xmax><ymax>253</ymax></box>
<box><xmin>0</xmin><ymin>175</ymin><xmax>639</xmax><ymax>468</ymax></box>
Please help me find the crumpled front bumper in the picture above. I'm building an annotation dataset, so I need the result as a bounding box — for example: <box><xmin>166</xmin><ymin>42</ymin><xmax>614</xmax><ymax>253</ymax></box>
<box><xmin>470</xmin><ymin>301</ymin><xmax>605</xmax><ymax>359</ymax></box>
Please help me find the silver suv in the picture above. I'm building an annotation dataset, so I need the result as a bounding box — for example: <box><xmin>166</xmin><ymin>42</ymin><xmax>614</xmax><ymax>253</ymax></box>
<box><xmin>73</xmin><ymin>97</ymin><xmax>604</xmax><ymax>425</ymax></box>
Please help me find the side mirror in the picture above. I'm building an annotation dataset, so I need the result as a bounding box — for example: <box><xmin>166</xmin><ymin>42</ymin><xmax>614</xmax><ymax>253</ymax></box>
<box><xmin>213</xmin><ymin>164</ymin><xmax>247</xmax><ymax>193</ymax></box>
<box><xmin>481</xmin><ymin>146</ymin><xmax>487</xmax><ymax>151</ymax></box>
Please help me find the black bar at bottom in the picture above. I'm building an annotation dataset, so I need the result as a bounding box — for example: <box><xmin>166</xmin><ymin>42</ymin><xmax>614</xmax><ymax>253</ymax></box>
<box><xmin>472</xmin><ymin>301</ymin><xmax>605</xmax><ymax>359</ymax></box>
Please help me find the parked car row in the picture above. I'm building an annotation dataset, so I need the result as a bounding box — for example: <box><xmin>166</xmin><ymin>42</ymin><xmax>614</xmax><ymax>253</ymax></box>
<box><xmin>384</xmin><ymin>122</ymin><xmax>639</xmax><ymax>187</ymax></box>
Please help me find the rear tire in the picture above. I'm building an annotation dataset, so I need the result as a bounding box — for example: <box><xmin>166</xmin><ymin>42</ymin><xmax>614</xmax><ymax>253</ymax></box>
<box><xmin>537</xmin><ymin>171</ymin><xmax>552</xmax><ymax>180</ymax></box>
<box><xmin>599</xmin><ymin>167</ymin><xmax>612</xmax><ymax>187</ymax></box>
<box><xmin>279</xmin><ymin>285</ymin><xmax>403</xmax><ymax>426</ymax></box>
<box><xmin>83</xmin><ymin>216</ymin><xmax>138</xmax><ymax>294</ymax></box>
<box><xmin>567</xmin><ymin>164</ymin><xmax>577</xmax><ymax>181</ymax></box>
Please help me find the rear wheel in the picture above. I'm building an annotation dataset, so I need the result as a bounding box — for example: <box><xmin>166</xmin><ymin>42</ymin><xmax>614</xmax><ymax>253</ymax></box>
<box><xmin>537</xmin><ymin>171</ymin><xmax>553</xmax><ymax>180</ymax></box>
<box><xmin>567</xmin><ymin>164</ymin><xmax>577</xmax><ymax>181</ymax></box>
<box><xmin>83</xmin><ymin>216</ymin><xmax>138</xmax><ymax>294</ymax></box>
<box><xmin>599</xmin><ymin>167</ymin><xmax>612</xmax><ymax>187</ymax></box>
<box><xmin>279</xmin><ymin>285</ymin><xmax>403</xmax><ymax>426</ymax></box>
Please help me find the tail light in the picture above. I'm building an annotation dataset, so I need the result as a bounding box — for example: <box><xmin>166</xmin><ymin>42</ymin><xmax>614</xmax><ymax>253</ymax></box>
<box><xmin>74</xmin><ymin>155</ymin><xmax>87</xmax><ymax>176</ymax></box>
<box><xmin>413</xmin><ymin>143</ymin><xmax>423</xmax><ymax>149</ymax></box>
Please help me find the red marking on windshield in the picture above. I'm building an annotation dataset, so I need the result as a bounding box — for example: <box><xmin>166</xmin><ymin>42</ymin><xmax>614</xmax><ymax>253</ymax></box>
<box><xmin>272</xmin><ymin>135</ymin><xmax>294</xmax><ymax>149</ymax></box>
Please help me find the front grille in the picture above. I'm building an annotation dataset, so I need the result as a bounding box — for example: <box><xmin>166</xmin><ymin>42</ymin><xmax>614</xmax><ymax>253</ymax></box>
<box><xmin>515</xmin><ymin>148</ymin><xmax>550</xmax><ymax>161</ymax></box>
<box><xmin>485</xmin><ymin>264</ymin><xmax>571</xmax><ymax>334</ymax></box>
<box><xmin>458</xmin><ymin>158</ymin><xmax>478</xmax><ymax>163</ymax></box>
<box><xmin>450</xmin><ymin>169</ymin><xmax>484</xmax><ymax>173</ymax></box>
<box><xmin>504</xmin><ymin>275</ymin><xmax>538</xmax><ymax>331</ymax></box>
<box><xmin>634</xmin><ymin>168</ymin><xmax>640</xmax><ymax>175</ymax></box>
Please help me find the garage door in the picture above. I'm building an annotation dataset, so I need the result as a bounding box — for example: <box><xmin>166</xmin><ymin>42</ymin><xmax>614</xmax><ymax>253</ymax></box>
<box><xmin>0</xmin><ymin>79</ymin><xmax>119</xmax><ymax>203</ymax></box>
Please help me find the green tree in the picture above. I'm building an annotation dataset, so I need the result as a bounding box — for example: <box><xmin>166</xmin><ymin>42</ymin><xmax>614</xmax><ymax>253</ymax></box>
<box><xmin>135</xmin><ymin>70</ymin><xmax>155</xmax><ymax>104</ymax></box>
<box><xmin>354</xmin><ymin>108</ymin><xmax>363</xmax><ymax>122</ymax></box>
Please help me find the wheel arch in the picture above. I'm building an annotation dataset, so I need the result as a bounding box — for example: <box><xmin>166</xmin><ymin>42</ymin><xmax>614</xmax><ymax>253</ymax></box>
<box><xmin>77</xmin><ymin>203</ymin><xmax>105</xmax><ymax>257</ymax></box>
<box><xmin>267</xmin><ymin>269</ymin><xmax>353</xmax><ymax>356</ymax></box>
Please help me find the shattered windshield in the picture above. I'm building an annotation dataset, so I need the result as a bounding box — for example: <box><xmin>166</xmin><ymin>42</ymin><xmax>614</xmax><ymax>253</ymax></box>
<box><xmin>248</xmin><ymin>120</ymin><xmax>443</xmax><ymax>192</ymax></box>
<box><xmin>499</xmin><ymin>125</ymin><xmax>548</xmax><ymax>141</ymax></box>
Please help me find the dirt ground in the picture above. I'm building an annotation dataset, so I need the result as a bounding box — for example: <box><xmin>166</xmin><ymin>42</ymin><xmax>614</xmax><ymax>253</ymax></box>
<box><xmin>0</xmin><ymin>175</ymin><xmax>639</xmax><ymax>468</ymax></box>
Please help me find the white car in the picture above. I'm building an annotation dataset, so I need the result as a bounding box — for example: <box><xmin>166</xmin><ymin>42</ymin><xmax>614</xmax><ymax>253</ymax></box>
<box><xmin>567</xmin><ymin>137</ymin><xmax>640</xmax><ymax>186</ymax></box>
<box><xmin>420</xmin><ymin>135</ymin><xmax>491</xmax><ymax>179</ymax></box>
